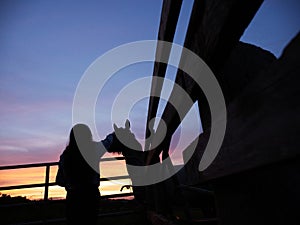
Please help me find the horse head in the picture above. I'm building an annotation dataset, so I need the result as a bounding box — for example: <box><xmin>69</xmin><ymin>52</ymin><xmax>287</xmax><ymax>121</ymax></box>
<box><xmin>106</xmin><ymin>120</ymin><xmax>146</xmax><ymax>167</ymax></box>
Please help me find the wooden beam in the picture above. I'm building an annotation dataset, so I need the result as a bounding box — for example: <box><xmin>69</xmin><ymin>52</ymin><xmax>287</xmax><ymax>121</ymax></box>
<box><xmin>147</xmin><ymin>0</ymin><xmax>263</xmax><ymax>164</ymax></box>
<box><xmin>145</xmin><ymin>0</ymin><xmax>182</xmax><ymax>147</ymax></box>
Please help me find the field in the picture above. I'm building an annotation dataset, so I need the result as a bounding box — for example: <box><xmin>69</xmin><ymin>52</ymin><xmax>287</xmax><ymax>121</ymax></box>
<box><xmin>0</xmin><ymin>192</ymin><xmax>215</xmax><ymax>225</ymax></box>
<box><xmin>0</xmin><ymin>197</ymin><xmax>147</xmax><ymax>225</ymax></box>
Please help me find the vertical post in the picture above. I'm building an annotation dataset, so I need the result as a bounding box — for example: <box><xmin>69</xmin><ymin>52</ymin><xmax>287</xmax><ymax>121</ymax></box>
<box><xmin>44</xmin><ymin>165</ymin><xmax>50</xmax><ymax>201</ymax></box>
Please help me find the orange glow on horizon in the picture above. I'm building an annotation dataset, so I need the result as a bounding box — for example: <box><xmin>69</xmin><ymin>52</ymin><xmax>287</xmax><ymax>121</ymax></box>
<box><xmin>0</xmin><ymin>159</ymin><xmax>132</xmax><ymax>200</ymax></box>
<box><xmin>0</xmin><ymin>151</ymin><xmax>185</xmax><ymax>200</ymax></box>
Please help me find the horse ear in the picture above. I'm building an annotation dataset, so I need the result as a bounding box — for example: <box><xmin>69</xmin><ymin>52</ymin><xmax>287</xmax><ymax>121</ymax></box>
<box><xmin>113</xmin><ymin>123</ymin><xmax>118</xmax><ymax>131</ymax></box>
<box><xmin>125</xmin><ymin>119</ymin><xmax>130</xmax><ymax>129</ymax></box>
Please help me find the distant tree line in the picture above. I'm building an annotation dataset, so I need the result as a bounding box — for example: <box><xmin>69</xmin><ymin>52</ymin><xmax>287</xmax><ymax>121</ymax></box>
<box><xmin>0</xmin><ymin>193</ymin><xmax>30</xmax><ymax>204</ymax></box>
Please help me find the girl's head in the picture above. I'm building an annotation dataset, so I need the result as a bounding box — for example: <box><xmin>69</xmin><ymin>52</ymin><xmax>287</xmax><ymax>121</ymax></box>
<box><xmin>68</xmin><ymin>124</ymin><xmax>93</xmax><ymax>150</ymax></box>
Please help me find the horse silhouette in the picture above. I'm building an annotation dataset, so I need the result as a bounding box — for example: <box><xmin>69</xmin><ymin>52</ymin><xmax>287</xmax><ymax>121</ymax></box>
<box><xmin>106</xmin><ymin>120</ymin><xmax>146</xmax><ymax>204</ymax></box>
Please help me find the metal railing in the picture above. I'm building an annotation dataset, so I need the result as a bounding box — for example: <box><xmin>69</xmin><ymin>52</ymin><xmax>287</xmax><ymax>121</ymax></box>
<box><xmin>0</xmin><ymin>157</ymin><xmax>133</xmax><ymax>201</ymax></box>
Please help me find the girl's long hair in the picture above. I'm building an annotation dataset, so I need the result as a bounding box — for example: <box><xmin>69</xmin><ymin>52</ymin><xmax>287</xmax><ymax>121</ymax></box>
<box><xmin>66</xmin><ymin>124</ymin><xmax>93</xmax><ymax>153</ymax></box>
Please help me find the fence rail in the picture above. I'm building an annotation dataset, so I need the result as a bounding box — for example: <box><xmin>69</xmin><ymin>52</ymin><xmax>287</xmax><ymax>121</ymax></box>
<box><xmin>0</xmin><ymin>157</ymin><xmax>133</xmax><ymax>201</ymax></box>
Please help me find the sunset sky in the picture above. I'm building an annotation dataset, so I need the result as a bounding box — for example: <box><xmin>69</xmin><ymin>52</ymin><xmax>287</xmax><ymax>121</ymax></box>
<box><xmin>0</xmin><ymin>0</ymin><xmax>299</xmax><ymax>199</ymax></box>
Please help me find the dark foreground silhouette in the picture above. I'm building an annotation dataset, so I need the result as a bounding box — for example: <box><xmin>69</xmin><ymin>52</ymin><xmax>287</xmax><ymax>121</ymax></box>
<box><xmin>106</xmin><ymin>120</ymin><xmax>147</xmax><ymax>205</ymax></box>
<box><xmin>56</xmin><ymin>121</ymin><xmax>147</xmax><ymax>224</ymax></box>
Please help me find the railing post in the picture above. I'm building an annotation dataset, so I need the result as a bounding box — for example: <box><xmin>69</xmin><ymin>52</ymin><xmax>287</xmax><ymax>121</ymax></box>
<box><xmin>44</xmin><ymin>165</ymin><xmax>50</xmax><ymax>201</ymax></box>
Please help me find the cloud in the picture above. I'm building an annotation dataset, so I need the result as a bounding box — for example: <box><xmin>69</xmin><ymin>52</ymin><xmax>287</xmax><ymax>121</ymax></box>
<box><xmin>0</xmin><ymin>145</ymin><xmax>28</xmax><ymax>152</ymax></box>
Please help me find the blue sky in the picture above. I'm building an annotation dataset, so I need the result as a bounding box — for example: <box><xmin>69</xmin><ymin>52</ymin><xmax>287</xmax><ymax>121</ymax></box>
<box><xmin>0</xmin><ymin>0</ymin><xmax>299</xmax><ymax>165</ymax></box>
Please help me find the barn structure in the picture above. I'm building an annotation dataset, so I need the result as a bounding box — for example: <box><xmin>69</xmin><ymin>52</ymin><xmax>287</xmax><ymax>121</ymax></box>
<box><xmin>144</xmin><ymin>0</ymin><xmax>300</xmax><ymax>224</ymax></box>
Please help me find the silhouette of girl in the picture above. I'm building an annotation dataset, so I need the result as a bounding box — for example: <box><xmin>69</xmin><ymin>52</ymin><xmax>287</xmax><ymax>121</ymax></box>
<box><xmin>61</xmin><ymin>124</ymin><xmax>112</xmax><ymax>225</ymax></box>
